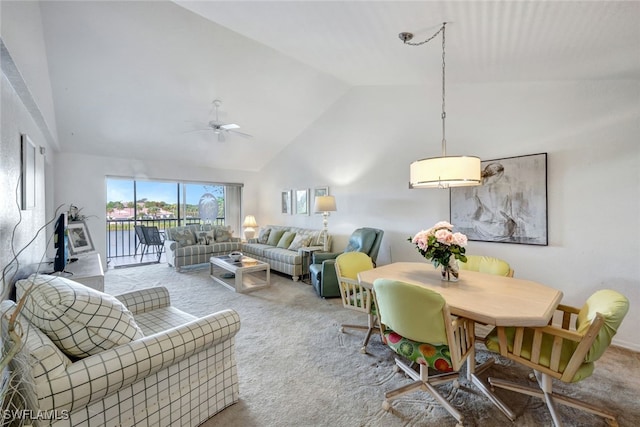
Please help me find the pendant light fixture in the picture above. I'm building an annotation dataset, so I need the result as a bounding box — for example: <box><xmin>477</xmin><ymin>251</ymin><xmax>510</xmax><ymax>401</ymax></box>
<box><xmin>401</xmin><ymin>23</ymin><xmax>481</xmax><ymax>189</ymax></box>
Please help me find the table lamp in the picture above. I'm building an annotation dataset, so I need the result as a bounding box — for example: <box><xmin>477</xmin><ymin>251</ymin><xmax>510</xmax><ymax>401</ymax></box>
<box><xmin>242</xmin><ymin>215</ymin><xmax>258</xmax><ymax>240</ymax></box>
<box><xmin>313</xmin><ymin>196</ymin><xmax>337</xmax><ymax>251</ymax></box>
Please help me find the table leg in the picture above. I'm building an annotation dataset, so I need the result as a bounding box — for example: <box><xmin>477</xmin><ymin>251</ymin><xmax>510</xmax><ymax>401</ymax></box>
<box><xmin>467</xmin><ymin>350</ymin><xmax>516</xmax><ymax>421</ymax></box>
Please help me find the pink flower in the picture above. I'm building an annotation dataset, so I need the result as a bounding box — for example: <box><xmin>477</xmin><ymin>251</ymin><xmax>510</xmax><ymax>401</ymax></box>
<box><xmin>435</xmin><ymin>229</ymin><xmax>454</xmax><ymax>245</ymax></box>
<box><xmin>452</xmin><ymin>232</ymin><xmax>468</xmax><ymax>247</ymax></box>
<box><xmin>412</xmin><ymin>230</ymin><xmax>430</xmax><ymax>250</ymax></box>
<box><xmin>433</xmin><ymin>221</ymin><xmax>453</xmax><ymax>230</ymax></box>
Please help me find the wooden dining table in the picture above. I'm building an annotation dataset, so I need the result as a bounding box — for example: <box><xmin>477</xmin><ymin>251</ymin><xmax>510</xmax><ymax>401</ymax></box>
<box><xmin>358</xmin><ymin>261</ymin><xmax>564</xmax><ymax>421</ymax></box>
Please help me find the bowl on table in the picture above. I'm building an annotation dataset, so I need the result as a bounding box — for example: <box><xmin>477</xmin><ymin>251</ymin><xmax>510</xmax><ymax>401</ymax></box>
<box><xmin>229</xmin><ymin>251</ymin><xmax>243</xmax><ymax>262</ymax></box>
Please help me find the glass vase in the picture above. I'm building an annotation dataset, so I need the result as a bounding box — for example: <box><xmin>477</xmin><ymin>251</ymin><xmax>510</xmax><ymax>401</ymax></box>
<box><xmin>441</xmin><ymin>259</ymin><xmax>459</xmax><ymax>282</ymax></box>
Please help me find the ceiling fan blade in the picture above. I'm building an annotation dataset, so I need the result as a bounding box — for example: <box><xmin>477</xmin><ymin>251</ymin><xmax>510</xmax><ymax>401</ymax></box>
<box><xmin>218</xmin><ymin>132</ymin><xmax>225</xmax><ymax>142</ymax></box>
<box><xmin>220</xmin><ymin>123</ymin><xmax>240</xmax><ymax>130</ymax></box>
<box><xmin>227</xmin><ymin>129</ymin><xmax>253</xmax><ymax>138</ymax></box>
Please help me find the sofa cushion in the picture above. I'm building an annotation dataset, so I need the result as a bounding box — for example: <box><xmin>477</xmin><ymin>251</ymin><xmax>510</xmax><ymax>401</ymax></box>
<box><xmin>277</xmin><ymin>231</ymin><xmax>296</xmax><ymax>249</ymax></box>
<box><xmin>175</xmin><ymin>245</ymin><xmax>214</xmax><ymax>257</ymax></box>
<box><xmin>172</xmin><ymin>227</ymin><xmax>197</xmax><ymax>247</ymax></box>
<box><xmin>258</xmin><ymin>228</ymin><xmax>271</xmax><ymax>244</ymax></box>
<box><xmin>215</xmin><ymin>226</ymin><xmax>233</xmax><ymax>242</ymax></box>
<box><xmin>16</xmin><ymin>274</ymin><xmax>144</xmax><ymax>359</ymax></box>
<box><xmin>242</xmin><ymin>243</ymin><xmax>272</xmax><ymax>257</ymax></box>
<box><xmin>266</xmin><ymin>229</ymin><xmax>285</xmax><ymax>246</ymax></box>
<box><xmin>288</xmin><ymin>233</ymin><xmax>311</xmax><ymax>251</ymax></box>
<box><xmin>264</xmin><ymin>247</ymin><xmax>301</xmax><ymax>265</ymax></box>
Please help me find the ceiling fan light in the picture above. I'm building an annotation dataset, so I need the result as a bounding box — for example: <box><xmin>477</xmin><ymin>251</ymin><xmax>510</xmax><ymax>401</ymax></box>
<box><xmin>410</xmin><ymin>155</ymin><xmax>481</xmax><ymax>188</ymax></box>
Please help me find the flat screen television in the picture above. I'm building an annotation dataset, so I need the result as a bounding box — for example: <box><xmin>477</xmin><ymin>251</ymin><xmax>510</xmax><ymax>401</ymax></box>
<box><xmin>53</xmin><ymin>213</ymin><xmax>68</xmax><ymax>273</ymax></box>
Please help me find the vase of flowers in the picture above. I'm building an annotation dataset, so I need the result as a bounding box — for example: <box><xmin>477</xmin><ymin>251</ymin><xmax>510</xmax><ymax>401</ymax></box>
<box><xmin>409</xmin><ymin>221</ymin><xmax>468</xmax><ymax>282</ymax></box>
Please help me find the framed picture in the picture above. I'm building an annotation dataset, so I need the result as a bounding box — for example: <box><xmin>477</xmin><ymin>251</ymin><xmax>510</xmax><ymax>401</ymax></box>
<box><xmin>21</xmin><ymin>134</ymin><xmax>36</xmax><ymax>210</ymax></box>
<box><xmin>450</xmin><ymin>153</ymin><xmax>548</xmax><ymax>245</ymax></box>
<box><xmin>313</xmin><ymin>187</ymin><xmax>329</xmax><ymax>215</ymax></box>
<box><xmin>281</xmin><ymin>190</ymin><xmax>292</xmax><ymax>215</ymax></box>
<box><xmin>67</xmin><ymin>221</ymin><xmax>95</xmax><ymax>255</ymax></box>
<box><xmin>295</xmin><ymin>188</ymin><xmax>310</xmax><ymax>216</ymax></box>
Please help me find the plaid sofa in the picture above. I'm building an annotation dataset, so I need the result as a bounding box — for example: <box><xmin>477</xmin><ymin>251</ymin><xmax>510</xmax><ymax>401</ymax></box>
<box><xmin>2</xmin><ymin>283</ymin><xmax>240</xmax><ymax>427</ymax></box>
<box><xmin>242</xmin><ymin>225</ymin><xmax>330</xmax><ymax>281</ymax></box>
<box><xmin>164</xmin><ymin>224</ymin><xmax>242</xmax><ymax>271</ymax></box>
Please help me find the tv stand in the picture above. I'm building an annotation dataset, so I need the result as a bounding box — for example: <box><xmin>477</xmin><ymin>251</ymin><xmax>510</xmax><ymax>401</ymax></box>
<box><xmin>51</xmin><ymin>253</ymin><xmax>104</xmax><ymax>292</ymax></box>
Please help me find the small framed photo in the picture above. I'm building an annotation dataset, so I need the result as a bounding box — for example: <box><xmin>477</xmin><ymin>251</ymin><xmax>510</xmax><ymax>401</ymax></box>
<box><xmin>295</xmin><ymin>188</ymin><xmax>310</xmax><ymax>215</ymax></box>
<box><xmin>67</xmin><ymin>221</ymin><xmax>95</xmax><ymax>255</ymax></box>
<box><xmin>314</xmin><ymin>187</ymin><xmax>329</xmax><ymax>215</ymax></box>
<box><xmin>281</xmin><ymin>190</ymin><xmax>292</xmax><ymax>215</ymax></box>
<box><xmin>21</xmin><ymin>134</ymin><xmax>37</xmax><ymax>210</ymax></box>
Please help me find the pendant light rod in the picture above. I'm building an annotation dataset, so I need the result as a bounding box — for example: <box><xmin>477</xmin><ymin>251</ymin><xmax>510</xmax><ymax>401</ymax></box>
<box><xmin>401</xmin><ymin>22</ymin><xmax>481</xmax><ymax>189</ymax></box>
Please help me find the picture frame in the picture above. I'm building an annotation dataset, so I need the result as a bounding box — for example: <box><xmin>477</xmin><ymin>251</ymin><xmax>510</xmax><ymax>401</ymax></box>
<box><xmin>281</xmin><ymin>190</ymin><xmax>292</xmax><ymax>215</ymax></box>
<box><xmin>313</xmin><ymin>187</ymin><xmax>329</xmax><ymax>215</ymax></box>
<box><xmin>21</xmin><ymin>134</ymin><xmax>36</xmax><ymax>210</ymax></box>
<box><xmin>295</xmin><ymin>188</ymin><xmax>310</xmax><ymax>216</ymax></box>
<box><xmin>67</xmin><ymin>221</ymin><xmax>95</xmax><ymax>255</ymax></box>
<box><xmin>450</xmin><ymin>153</ymin><xmax>548</xmax><ymax>245</ymax></box>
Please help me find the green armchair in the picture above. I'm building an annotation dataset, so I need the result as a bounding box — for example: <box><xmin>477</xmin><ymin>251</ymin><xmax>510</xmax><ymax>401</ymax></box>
<box><xmin>310</xmin><ymin>227</ymin><xmax>384</xmax><ymax>298</ymax></box>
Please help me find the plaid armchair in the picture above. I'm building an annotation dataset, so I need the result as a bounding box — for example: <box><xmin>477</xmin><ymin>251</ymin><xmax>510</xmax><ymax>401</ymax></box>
<box><xmin>2</xmin><ymin>281</ymin><xmax>240</xmax><ymax>426</ymax></box>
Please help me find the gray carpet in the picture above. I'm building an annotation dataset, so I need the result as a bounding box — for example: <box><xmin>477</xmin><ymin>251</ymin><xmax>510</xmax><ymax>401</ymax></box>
<box><xmin>104</xmin><ymin>263</ymin><xmax>640</xmax><ymax>427</ymax></box>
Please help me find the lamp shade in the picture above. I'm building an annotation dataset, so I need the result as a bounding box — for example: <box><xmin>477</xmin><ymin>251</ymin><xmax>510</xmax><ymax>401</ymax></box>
<box><xmin>242</xmin><ymin>215</ymin><xmax>258</xmax><ymax>228</ymax></box>
<box><xmin>410</xmin><ymin>156</ymin><xmax>481</xmax><ymax>188</ymax></box>
<box><xmin>314</xmin><ymin>196</ymin><xmax>337</xmax><ymax>213</ymax></box>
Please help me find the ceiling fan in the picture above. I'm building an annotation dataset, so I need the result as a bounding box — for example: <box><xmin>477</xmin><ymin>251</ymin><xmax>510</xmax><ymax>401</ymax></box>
<box><xmin>205</xmin><ymin>99</ymin><xmax>253</xmax><ymax>142</ymax></box>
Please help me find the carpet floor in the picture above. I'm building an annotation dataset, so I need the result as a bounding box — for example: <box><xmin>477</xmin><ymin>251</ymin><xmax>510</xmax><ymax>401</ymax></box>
<box><xmin>104</xmin><ymin>263</ymin><xmax>640</xmax><ymax>427</ymax></box>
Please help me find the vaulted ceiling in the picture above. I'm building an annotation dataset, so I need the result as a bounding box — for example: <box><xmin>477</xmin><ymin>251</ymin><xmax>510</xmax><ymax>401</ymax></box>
<box><xmin>30</xmin><ymin>1</ymin><xmax>640</xmax><ymax>171</ymax></box>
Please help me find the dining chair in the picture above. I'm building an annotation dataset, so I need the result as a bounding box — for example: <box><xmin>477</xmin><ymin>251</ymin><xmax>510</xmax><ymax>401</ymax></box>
<box><xmin>373</xmin><ymin>279</ymin><xmax>475</xmax><ymax>426</ymax></box>
<box><xmin>459</xmin><ymin>255</ymin><xmax>514</xmax><ymax>277</ymax></box>
<box><xmin>334</xmin><ymin>252</ymin><xmax>378</xmax><ymax>353</ymax></box>
<box><xmin>485</xmin><ymin>289</ymin><xmax>629</xmax><ymax>427</ymax></box>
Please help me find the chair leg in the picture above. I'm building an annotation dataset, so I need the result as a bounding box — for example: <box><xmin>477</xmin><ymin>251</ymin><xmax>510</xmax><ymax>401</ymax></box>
<box><xmin>383</xmin><ymin>360</ymin><xmax>464</xmax><ymax>425</ymax></box>
<box><xmin>488</xmin><ymin>372</ymin><xmax>618</xmax><ymax>427</ymax></box>
<box><xmin>340</xmin><ymin>313</ymin><xmax>380</xmax><ymax>354</ymax></box>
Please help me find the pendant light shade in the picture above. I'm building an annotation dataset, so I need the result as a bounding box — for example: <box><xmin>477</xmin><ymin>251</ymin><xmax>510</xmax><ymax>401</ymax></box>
<box><xmin>401</xmin><ymin>23</ymin><xmax>481</xmax><ymax>189</ymax></box>
<box><xmin>410</xmin><ymin>156</ymin><xmax>481</xmax><ymax>188</ymax></box>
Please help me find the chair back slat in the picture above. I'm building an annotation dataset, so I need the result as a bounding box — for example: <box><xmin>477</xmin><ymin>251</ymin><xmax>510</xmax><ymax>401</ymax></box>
<box><xmin>335</xmin><ymin>253</ymin><xmax>374</xmax><ymax>314</ymax></box>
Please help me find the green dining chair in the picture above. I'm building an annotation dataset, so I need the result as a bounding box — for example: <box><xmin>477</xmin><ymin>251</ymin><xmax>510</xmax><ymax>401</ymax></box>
<box><xmin>373</xmin><ymin>279</ymin><xmax>475</xmax><ymax>427</ymax></box>
<box><xmin>485</xmin><ymin>289</ymin><xmax>629</xmax><ymax>427</ymax></box>
<box><xmin>459</xmin><ymin>255</ymin><xmax>514</xmax><ymax>277</ymax></box>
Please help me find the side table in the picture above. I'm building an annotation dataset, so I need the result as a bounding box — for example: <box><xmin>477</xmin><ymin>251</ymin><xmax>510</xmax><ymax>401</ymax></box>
<box><xmin>300</xmin><ymin>247</ymin><xmax>323</xmax><ymax>284</ymax></box>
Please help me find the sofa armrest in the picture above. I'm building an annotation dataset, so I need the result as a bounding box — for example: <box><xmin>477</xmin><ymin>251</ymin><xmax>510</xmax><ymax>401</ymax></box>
<box><xmin>116</xmin><ymin>286</ymin><xmax>171</xmax><ymax>315</ymax></box>
<box><xmin>230</xmin><ymin>237</ymin><xmax>241</xmax><ymax>243</ymax></box>
<box><xmin>312</xmin><ymin>252</ymin><xmax>340</xmax><ymax>264</ymax></box>
<box><xmin>47</xmin><ymin>309</ymin><xmax>241</xmax><ymax>413</ymax></box>
<box><xmin>247</xmin><ymin>238</ymin><xmax>259</xmax><ymax>244</ymax></box>
<box><xmin>164</xmin><ymin>239</ymin><xmax>178</xmax><ymax>251</ymax></box>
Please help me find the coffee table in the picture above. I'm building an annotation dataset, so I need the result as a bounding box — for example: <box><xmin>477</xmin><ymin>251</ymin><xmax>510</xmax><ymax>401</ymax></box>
<box><xmin>209</xmin><ymin>255</ymin><xmax>270</xmax><ymax>293</ymax></box>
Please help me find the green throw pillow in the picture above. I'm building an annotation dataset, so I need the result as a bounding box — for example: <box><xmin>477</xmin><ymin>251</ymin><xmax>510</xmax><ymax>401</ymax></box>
<box><xmin>266</xmin><ymin>229</ymin><xmax>285</xmax><ymax>246</ymax></box>
<box><xmin>277</xmin><ymin>231</ymin><xmax>296</xmax><ymax>249</ymax></box>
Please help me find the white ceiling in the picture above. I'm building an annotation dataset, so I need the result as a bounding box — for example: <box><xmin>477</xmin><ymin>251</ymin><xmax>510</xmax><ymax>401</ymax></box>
<box><xmin>35</xmin><ymin>1</ymin><xmax>640</xmax><ymax>172</ymax></box>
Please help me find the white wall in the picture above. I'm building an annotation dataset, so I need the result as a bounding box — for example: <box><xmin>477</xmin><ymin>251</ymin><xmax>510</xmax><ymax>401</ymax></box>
<box><xmin>255</xmin><ymin>82</ymin><xmax>640</xmax><ymax>350</ymax></box>
<box><xmin>1</xmin><ymin>1</ymin><xmax>57</xmax><ymax>286</ymax></box>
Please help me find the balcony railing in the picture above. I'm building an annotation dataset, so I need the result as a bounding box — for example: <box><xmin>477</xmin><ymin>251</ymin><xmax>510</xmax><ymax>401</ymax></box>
<box><xmin>106</xmin><ymin>218</ymin><xmax>224</xmax><ymax>259</ymax></box>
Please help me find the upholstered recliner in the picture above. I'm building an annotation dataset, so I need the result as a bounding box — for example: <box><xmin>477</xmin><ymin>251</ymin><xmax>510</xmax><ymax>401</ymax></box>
<box><xmin>310</xmin><ymin>227</ymin><xmax>384</xmax><ymax>298</ymax></box>
<box><xmin>2</xmin><ymin>274</ymin><xmax>240</xmax><ymax>426</ymax></box>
